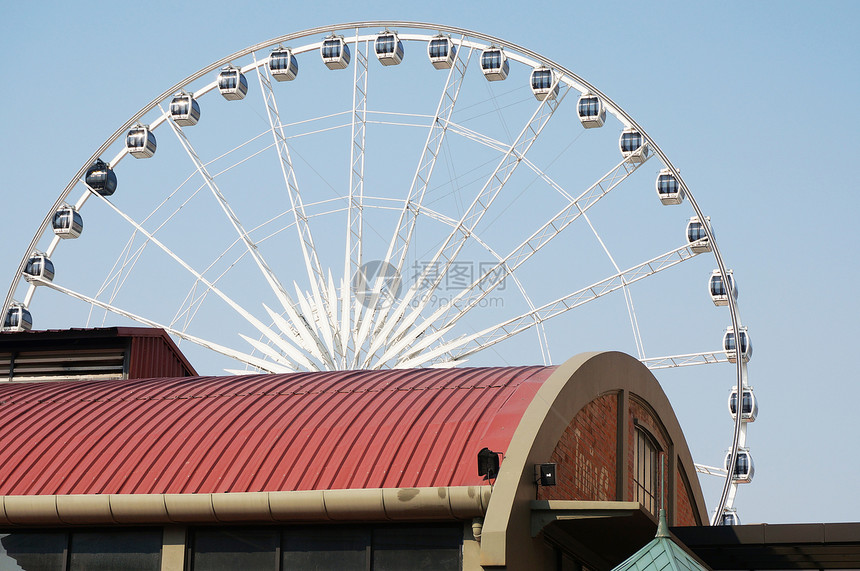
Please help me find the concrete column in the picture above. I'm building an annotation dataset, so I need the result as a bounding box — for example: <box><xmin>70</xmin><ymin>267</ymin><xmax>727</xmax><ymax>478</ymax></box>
<box><xmin>161</xmin><ymin>526</ymin><xmax>187</xmax><ymax>571</ymax></box>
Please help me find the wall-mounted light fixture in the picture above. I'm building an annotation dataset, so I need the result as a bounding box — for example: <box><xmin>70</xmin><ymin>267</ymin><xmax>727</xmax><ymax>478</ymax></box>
<box><xmin>535</xmin><ymin>463</ymin><xmax>557</xmax><ymax>486</ymax></box>
<box><xmin>477</xmin><ymin>447</ymin><xmax>501</xmax><ymax>480</ymax></box>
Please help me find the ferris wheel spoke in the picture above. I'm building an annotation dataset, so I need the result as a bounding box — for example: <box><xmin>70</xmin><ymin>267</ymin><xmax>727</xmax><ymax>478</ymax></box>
<box><xmin>367</xmin><ymin>77</ymin><xmax>568</xmax><ymax>361</ymax></box>
<box><xmin>352</xmin><ymin>40</ymin><xmax>473</xmax><ymax>364</ymax></box>
<box><xmin>32</xmin><ymin>278</ymin><xmax>293</xmax><ymax>374</ymax></box>
<box><xmin>344</xmin><ymin>34</ymin><xmax>369</xmax><ymax>354</ymax></box>
<box><xmin>254</xmin><ymin>57</ymin><xmax>342</xmax><ymax>362</ymax></box>
<box><xmin>86</xmin><ymin>189</ymin><xmax>325</xmax><ymax>370</ymax></box>
<box><xmin>413</xmin><ymin>241</ymin><xmax>703</xmax><ymax>366</ymax></box>
<box><xmin>376</xmin><ymin>149</ymin><xmax>644</xmax><ymax>363</ymax></box>
<box><xmin>168</xmin><ymin>206</ymin><xmax>300</xmax><ymax>335</ymax></box>
<box><xmin>163</xmin><ymin>113</ymin><xmax>337</xmax><ymax>370</ymax></box>
<box><xmin>695</xmin><ymin>464</ymin><xmax>728</xmax><ymax>477</ymax></box>
<box><xmin>580</xmin><ymin>211</ymin><xmax>646</xmax><ymax>359</ymax></box>
<box><xmin>641</xmin><ymin>351</ymin><xmax>731</xmax><ymax>369</ymax></box>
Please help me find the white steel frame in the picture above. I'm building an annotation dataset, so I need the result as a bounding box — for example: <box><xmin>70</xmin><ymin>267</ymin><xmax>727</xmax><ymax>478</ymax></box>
<box><xmin>3</xmin><ymin>22</ymin><xmax>750</xmax><ymax>525</ymax></box>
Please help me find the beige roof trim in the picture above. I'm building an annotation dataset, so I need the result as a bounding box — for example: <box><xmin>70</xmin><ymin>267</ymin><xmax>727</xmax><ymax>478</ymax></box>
<box><xmin>0</xmin><ymin>485</ymin><xmax>492</xmax><ymax>527</ymax></box>
<box><xmin>479</xmin><ymin>351</ymin><xmax>708</xmax><ymax>568</ymax></box>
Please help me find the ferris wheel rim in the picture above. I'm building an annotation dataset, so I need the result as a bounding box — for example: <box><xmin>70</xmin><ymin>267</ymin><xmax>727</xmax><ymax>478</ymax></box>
<box><xmin>2</xmin><ymin>21</ymin><xmax>748</xmax><ymax>524</ymax></box>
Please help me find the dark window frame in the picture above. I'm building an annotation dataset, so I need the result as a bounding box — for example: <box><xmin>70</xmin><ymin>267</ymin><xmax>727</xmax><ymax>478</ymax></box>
<box><xmin>633</xmin><ymin>426</ymin><xmax>661</xmax><ymax>515</ymax></box>
<box><xmin>186</xmin><ymin>522</ymin><xmax>463</xmax><ymax>571</ymax></box>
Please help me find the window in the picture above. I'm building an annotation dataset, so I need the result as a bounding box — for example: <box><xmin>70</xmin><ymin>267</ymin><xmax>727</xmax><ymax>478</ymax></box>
<box><xmin>372</xmin><ymin>526</ymin><xmax>461</xmax><ymax>571</ymax></box>
<box><xmin>633</xmin><ymin>427</ymin><xmax>660</xmax><ymax>515</ymax></box>
<box><xmin>282</xmin><ymin>527</ymin><xmax>369</xmax><ymax>570</ymax></box>
<box><xmin>0</xmin><ymin>529</ymin><xmax>162</xmax><ymax>571</ymax></box>
<box><xmin>189</xmin><ymin>524</ymin><xmax>462</xmax><ymax>571</ymax></box>
<box><xmin>429</xmin><ymin>39</ymin><xmax>448</xmax><ymax>58</ymax></box>
<box><xmin>376</xmin><ymin>36</ymin><xmax>395</xmax><ymax>55</ymax></box>
<box><xmin>69</xmin><ymin>530</ymin><xmax>162</xmax><ymax>571</ymax></box>
<box><xmin>620</xmin><ymin>132</ymin><xmax>642</xmax><ymax>152</ymax></box>
<box><xmin>687</xmin><ymin>222</ymin><xmax>705</xmax><ymax>242</ymax></box>
<box><xmin>657</xmin><ymin>174</ymin><xmax>677</xmax><ymax>195</ymax></box>
<box><xmin>322</xmin><ymin>40</ymin><xmax>341</xmax><ymax>59</ymax></box>
<box><xmin>0</xmin><ymin>532</ymin><xmax>66</xmax><ymax>571</ymax></box>
<box><xmin>578</xmin><ymin>97</ymin><xmax>600</xmax><ymax>118</ymax></box>
<box><xmin>482</xmin><ymin>51</ymin><xmax>501</xmax><ymax>70</ymax></box>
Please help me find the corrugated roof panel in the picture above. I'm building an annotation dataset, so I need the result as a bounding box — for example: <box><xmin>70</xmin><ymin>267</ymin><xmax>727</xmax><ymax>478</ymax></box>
<box><xmin>0</xmin><ymin>365</ymin><xmax>556</xmax><ymax>496</ymax></box>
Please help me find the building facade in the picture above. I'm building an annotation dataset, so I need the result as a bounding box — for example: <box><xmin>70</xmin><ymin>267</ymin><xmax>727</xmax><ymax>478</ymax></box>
<box><xmin>0</xmin><ymin>329</ymin><xmax>708</xmax><ymax>570</ymax></box>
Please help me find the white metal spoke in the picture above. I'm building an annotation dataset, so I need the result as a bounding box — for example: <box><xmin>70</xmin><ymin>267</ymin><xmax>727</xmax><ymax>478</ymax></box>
<box><xmin>254</xmin><ymin>57</ymin><xmax>342</xmax><ymax>363</ymax></box>
<box><xmin>164</xmin><ymin>112</ymin><xmax>336</xmax><ymax>370</ymax></box>
<box><xmin>369</xmin><ymin>77</ymin><xmax>568</xmax><ymax>363</ymax></box>
<box><xmin>641</xmin><ymin>351</ymin><xmax>730</xmax><ymax>369</ymax></box>
<box><xmin>386</xmin><ymin>41</ymin><xmax>472</xmax><ymax>277</ymax></box>
<box><xmin>580</xmin><ymin>211</ymin><xmax>645</xmax><ymax>360</ymax></box>
<box><xmin>353</xmin><ymin>40</ymin><xmax>472</xmax><ymax>364</ymax></box>
<box><xmin>35</xmin><ymin>278</ymin><xmax>293</xmax><ymax>374</ymax></box>
<box><xmin>695</xmin><ymin>464</ymin><xmax>728</xmax><ymax>477</ymax></box>
<box><xmin>86</xmin><ymin>187</ymin><xmax>321</xmax><ymax>371</ymax></box>
<box><xmin>397</xmin><ymin>241</ymin><xmax>703</xmax><ymax>367</ymax></box>
<box><xmin>345</xmin><ymin>33</ymin><xmax>369</xmax><ymax>362</ymax></box>
<box><xmin>374</xmin><ymin>151</ymin><xmax>646</xmax><ymax>363</ymax></box>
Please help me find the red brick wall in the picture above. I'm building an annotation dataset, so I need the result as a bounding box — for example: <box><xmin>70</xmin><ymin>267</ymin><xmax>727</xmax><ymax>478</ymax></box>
<box><xmin>674</xmin><ymin>465</ymin><xmax>698</xmax><ymax>526</ymax></box>
<box><xmin>537</xmin><ymin>392</ymin><xmax>700</xmax><ymax>526</ymax></box>
<box><xmin>538</xmin><ymin>393</ymin><xmax>617</xmax><ymax>501</ymax></box>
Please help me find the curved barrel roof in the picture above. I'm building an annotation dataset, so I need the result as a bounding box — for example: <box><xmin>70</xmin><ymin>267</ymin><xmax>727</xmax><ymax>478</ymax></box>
<box><xmin>0</xmin><ymin>366</ymin><xmax>553</xmax><ymax>496</ymax></box>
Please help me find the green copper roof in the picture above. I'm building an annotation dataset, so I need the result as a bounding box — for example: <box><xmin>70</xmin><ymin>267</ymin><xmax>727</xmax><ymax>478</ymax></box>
<box><xmin>612</xmin><ymin>510</ymin><xmax>709</xmax><ymax>571</ymax></box>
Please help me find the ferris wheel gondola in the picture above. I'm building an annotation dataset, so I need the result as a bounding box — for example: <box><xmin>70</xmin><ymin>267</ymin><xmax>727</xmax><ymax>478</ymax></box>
<box><xmin>170</xmin><ymin>93</ymin><xmax>201</xmax><ymax>126</ymax></box>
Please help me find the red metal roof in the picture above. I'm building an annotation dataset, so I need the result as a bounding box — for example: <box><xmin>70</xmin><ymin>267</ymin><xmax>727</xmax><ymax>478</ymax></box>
<box><xmin>0</xmin><ymin>366</ymin><xmax>554</xmax><ymax>496</ymax></box>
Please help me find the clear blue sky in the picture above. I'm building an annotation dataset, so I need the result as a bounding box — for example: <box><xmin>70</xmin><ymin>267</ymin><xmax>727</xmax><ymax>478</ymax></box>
<box><xmin>2</xmin><ymin>1</ymin><xmax>858</xmax><ymax>525</ymax></box>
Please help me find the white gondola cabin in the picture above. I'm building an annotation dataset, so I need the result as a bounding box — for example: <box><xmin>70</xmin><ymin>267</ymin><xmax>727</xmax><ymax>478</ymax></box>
<box><xmin>725</xmin><ymin>448</ymin><xmax>754</xmax><ymax>483</ymax></box>
<box><xmin>728</xmin><ymin>386</ymin><xmax>758</xmax><ymax>422</ymax></box>
<box><xmin>169</xmin><ymin>93</ymin><xmax>200</xmax><ymax>126</ymax></box>
<box><xmin>530</xmin><ymin>67</ymin><xmax>558</xmax><ymax>101</ymax></box>
<box><xmin>480</xmin><ymin>47</ymin><xmax>508</xmax><ymax>81</ymax></box>
<box><xmin>709</xmin><ymin>269</ymin><xmax>738</xmax><ymax>306</ymax></box>
<box><xmin>126</xmin><ymin>125</ymin><xmax>156</xmax><ymax>159</ymax></box>
<box><xmin>321</xmin><ymin>36</ymin><xmax>350</xmax><ymax>70</ymax></box>
<box><xmin>721</xmin><ymin>509</ymin><xmax>740</xmax><ymax>526</ymax></box>
<box><xmin>619</xmin><ymin>127</ymin><xmax>650</xmax><ymax>163</ymax></box>
<box><xmin>655</xmin><ymin>168</ymin><xmax>685</xmax><ymax>205</ymax></box>
<box><xmin>53</xmin><ymin>205</ymin><xmax>83</xmax><ymax>239</ymax></box>
<box><xmin>428</xmin><ymin>35</ymin><xmax>456</xmax><ymax>69</ymax></box>
<box><xmin>269</xmin><ymin>48</ymin><xmax>298</xmax><ymax>81</ymax></box>
<box><xmin>23</xmin><ymin>253</ymin><xmax>54</xmax><ymax>284</ymax></box>
<box><xmin>375</xmin><ymin>31</ymin><xmax>403</xmax><ymax>66</ymax></box>
<box><xmin>723</xmin><ymin>326</ymin><xmax>752</xmax><ymax>363</ymax></box>
<box><xmin>85</xmin><ymin>159</ymin><xmax>118</xmax><ymax>195</ymax></box>
<box><xmin>686</xmin><ymin>216</ymin><xmax>712</xmax><ymax>253</ymax></box>
<box><xmin>3</xmin><ymin>303</ymin><xmax>32</xmax><ymax>332</ymax></box>
<box><xmin>218</xmin><ymin>67</ymin><xmax>248</xmax><ymax>100</ymax></box>
<box><xmin>577</xmin><ymin>94</ymin><xmax>605</xmax><ymax>128</ymax></box>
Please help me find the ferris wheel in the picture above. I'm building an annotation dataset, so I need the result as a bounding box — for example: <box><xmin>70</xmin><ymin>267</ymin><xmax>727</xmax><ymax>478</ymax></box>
<box><xmin>1</xmin><ymin>22</ymin><xmax>755</xmax><ymax>525</ymax></box>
